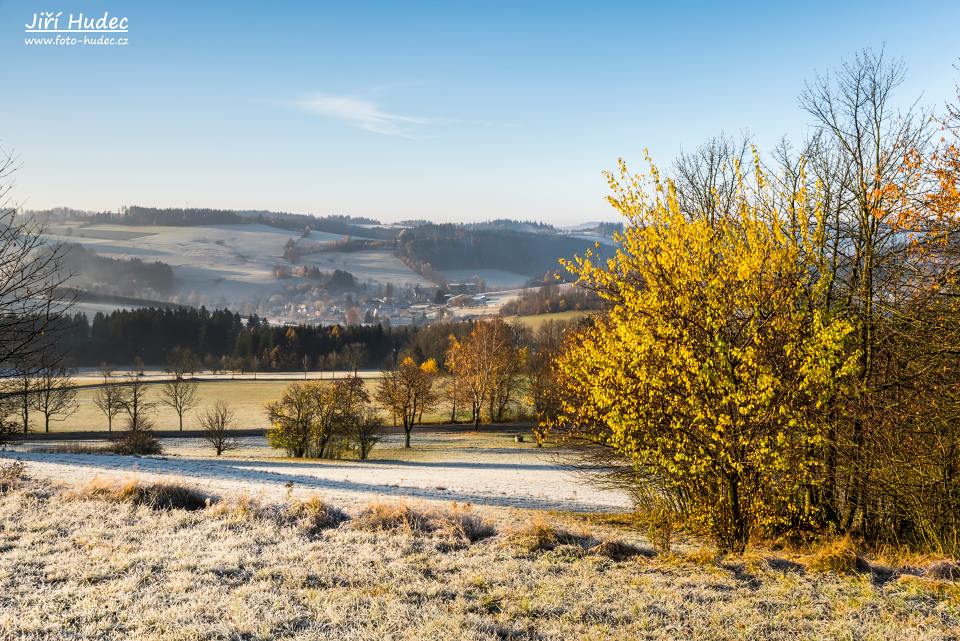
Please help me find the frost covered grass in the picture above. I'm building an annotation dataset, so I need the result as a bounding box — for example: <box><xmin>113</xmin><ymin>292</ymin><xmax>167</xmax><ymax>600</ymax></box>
<box><xmin>0</xmin><ymin>475</ymin><xmax>957</xmax><ymax>640</ymax></box>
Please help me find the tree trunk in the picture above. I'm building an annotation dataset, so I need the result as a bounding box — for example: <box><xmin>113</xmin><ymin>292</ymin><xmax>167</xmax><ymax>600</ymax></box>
<box><xmin>725</xmin><ymin>473</ymin><xmax>748</xmax><ymax>555</ymax></box>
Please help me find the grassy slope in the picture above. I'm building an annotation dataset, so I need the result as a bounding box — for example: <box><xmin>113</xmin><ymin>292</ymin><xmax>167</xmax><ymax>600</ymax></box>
<box><xmin>506</xmin><ymin>310</ymin><xmax>593</xmax><ymax>329</ymax></box>
<box><xmin>0</xmin><ymin>480</ymin><xmax>956</xmax><ymax>640</ymax></box>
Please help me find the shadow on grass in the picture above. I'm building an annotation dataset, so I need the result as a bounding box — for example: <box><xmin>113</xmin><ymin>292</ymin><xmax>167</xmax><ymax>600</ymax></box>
<box><xmin>0</xmin><ymin>450</ymin><xmax>616</xmax><ymax>513</ymax></box>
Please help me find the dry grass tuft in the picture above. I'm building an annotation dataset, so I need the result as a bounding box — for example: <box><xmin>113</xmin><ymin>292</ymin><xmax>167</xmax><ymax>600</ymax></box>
<box><xmin>587</xmin><ymin>539</ymin><xmax>647</xmax><ymax>561</ymax></box>
<box><xmin>287</xmin><ymin>494</ymin><xmax>350</xmax><ymax>534</ymax></box>
<box><xmin>682</xmin><ymin>547</ymin><xmax>720</xmax><ymax>565</ymax></box>
<box><xmin>436</xmin><ymin>503</ymin><xmax>496</xmax><ymax>543</ymax></box>
<box><xmin>506</xmin><ymin>517</ymin><xmax>593</xmax><ymax>553</ymax></box>
<box><xmin>74</xmin><ymin>477</ymin><xmax>211</xmax><ymax>511</ymax></box>
<box><xmin>352</xmin><ymin>500</ymin><xmax>495</xmax><ymax>544</ymax></box>
<box><xmin>808</xmin><ymin>537</ymin><xmax>870</xmax><ymax>575</ymax></box>
<box><xmin>354</xmin><ymin>501</ymin><xmax>434</xmax><ymax>534</ymax></box>
<box><xmin>0</xmin><ymin>460</ymin><xmax>26</xmax><ymax>493</ymax></box>
<box><xmin>207</xmin><ymin>492</ymin><xmax>275</xmax><ymax>522</ymax></box>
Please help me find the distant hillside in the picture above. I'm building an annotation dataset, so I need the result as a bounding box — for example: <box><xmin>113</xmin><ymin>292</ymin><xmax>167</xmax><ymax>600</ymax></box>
<box><xmin>58</xmin><ymin>243</ymin><xmax>176</xmax><ymax>299</ymax></box>
<box><xmin>96</xmin><ymin>207</ymin><xmax>398</xmax><ymax>240</ymax></box>
<box><xmin>395</xmin><ymin>224</ymin><xmax>595</xmax><ymax>280</ymax></box>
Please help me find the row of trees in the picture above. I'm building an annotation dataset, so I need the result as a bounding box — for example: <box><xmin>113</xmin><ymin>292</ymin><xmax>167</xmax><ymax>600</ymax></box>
<box><xmin>263</xmin><ymin>317</ymin><xmax>574</xmax><ymax>455</ymax></box>
<box><xmin>543</xmin><ymin>49</ymin><xmax>960</xmax><ymax>555</ymax></box>
<box><xmin>57</xmin><ymin>307</ymin><xmax>412</xmax><ymax>370</ymax></box>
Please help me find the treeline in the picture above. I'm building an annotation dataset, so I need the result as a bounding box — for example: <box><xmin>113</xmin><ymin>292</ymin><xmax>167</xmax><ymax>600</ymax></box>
<box><xmin>57</xmin><ymin>307</ymin><xmax>495</xmax><ymax>371</ymax></box>
<box><xmin>58</xmin><ymin>307</ymin><xmax>414</xmax><ymax>370</ymax></box>
<box><xmin>89</xmin><ymin>206</ymin><xmax>397</xmax><ymax>239</ymax></box>
<box><xmin>97</xmin><ymin>207</ymin><xmax>249</xmax><ymax>226</ymax></box>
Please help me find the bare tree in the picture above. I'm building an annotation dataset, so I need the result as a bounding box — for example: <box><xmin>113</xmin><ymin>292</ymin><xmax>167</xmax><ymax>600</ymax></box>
<box><xmin>93</xmin><ymin>382</ymin><xmax>124</xmax><ymax>432</ymax></box>
<box><xmin>119</xmin><ymin>375</ymin><xmax>156</xmax><ymax>431</ymax></box>
<box><xmin>344</xmin><ymin>342</ymin><xmax>366</xmax><ymax>375</ymax></box>
<box><xmin>0</xmin><ymin>151</ymin><xmax>71</xmax><ymax>374</ymax></box>
<box><xmin>671</xmin><ymin>132</ymin><xmax>752</xmax><ymax>225</ymax></box>
<box><xmin>198</xmin><ymin>400</ymin><xmax>239</xmax><ymax>455</ymax></box>
<box><xmin>0</xmin><ymin>150</ymin><xmax>72</xmax><ymax>440</ymax></box>
<box><xmin>160</xmin><ymin>353</ymin><xmax>199</xmax><ymax>431</ymax></box>
<box><xmin>800</xmin><ymin>48</ymin><xmax>938</xmax><ymax>532</ymax></box>
<box><xmin>98</xmin><ymin>363</ymin><xmax>114</xmax><ymax>383</ymax></box>
<box><xmin>10</xmin><ymin>359</ymin><xmax>34</xmax><ymax>433</ymax></box>
<box><xmin>30</xmin><ymin>362</ymin><xmax>77</xmax><ymax>433</ymax></box>
<box><xmin>347</xmin><ymin>409</ymin><xmax>382</xmax><ymax>460</ymax></box>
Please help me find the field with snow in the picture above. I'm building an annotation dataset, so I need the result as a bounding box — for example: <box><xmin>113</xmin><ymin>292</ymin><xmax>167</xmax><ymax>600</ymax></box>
<box><xmin>302</xmin><ymin>249</ymin><xmax>434</xmax><ymax>288</ymax></box>
<box><xmin>4</xmin><ymin>430</ymin><xmax>629</xmax><ymax>513</ymax></box>
<box><xmin>441</xmin><ymin>268</ymin><xmax>530</xmax><ymax>289</ymax></box>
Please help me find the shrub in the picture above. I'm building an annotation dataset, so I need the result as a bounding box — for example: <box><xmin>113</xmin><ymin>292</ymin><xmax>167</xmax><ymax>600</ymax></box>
<box><xmin>548</xmin><ymin>159</ymin><xmax>856</xmax><ymax>554</ymax></box>
<box><xmin>112</xmin><ymin>429</ymin><xmax>162</xmax><ymax>456</ymax></box>
<box><xmin>634</xmin><ymin>492</ymin><xmax>681</xmax><ymax>555</ymax></box>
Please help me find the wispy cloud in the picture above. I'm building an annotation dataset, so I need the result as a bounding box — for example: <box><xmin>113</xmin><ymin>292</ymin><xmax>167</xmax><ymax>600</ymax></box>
<box><xmin>294</xmin><ymin>93</ymin><xmax>435</xmax><ymax>137</ymax></box>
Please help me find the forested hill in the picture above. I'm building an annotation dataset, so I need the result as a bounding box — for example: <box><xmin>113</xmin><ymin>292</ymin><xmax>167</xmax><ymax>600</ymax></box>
<box><xmin>395</xmin><ymin>224</ymin><xmax>596</xmax><ymax>278</ymax></box>
<box><xmin>93</xmin><ymin>207</ymin><xmax>395</xmax><ymax>239</ymax></box>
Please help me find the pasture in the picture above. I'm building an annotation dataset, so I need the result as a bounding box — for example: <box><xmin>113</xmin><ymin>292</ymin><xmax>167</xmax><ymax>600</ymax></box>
<box><xmin>42</xmin><ymin>374</ymin><xmax>451</xmax><ymax>433</ymax></box>
<box><xmin>507</xmin><ymin>310</ymin><xmax>593</xmax><ymax>329</ymax></box>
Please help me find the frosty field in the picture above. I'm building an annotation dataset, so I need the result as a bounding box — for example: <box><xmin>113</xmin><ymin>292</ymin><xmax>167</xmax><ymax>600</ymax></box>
<box><xmin>0</xmin><ymin>455</ymin><xmax>957</xmax><ymax>640</ymax></box>
<box><xmin>4</xmin><ymin>430</ymin><xmax>629</xmax><ymax>512</ymax></box>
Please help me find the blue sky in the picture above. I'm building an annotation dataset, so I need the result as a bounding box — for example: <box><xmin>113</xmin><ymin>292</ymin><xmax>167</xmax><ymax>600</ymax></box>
<box><xmin>1</xmin><ymin>0</ymin><xmax>958</xmax><ymax>224</ymax></box>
